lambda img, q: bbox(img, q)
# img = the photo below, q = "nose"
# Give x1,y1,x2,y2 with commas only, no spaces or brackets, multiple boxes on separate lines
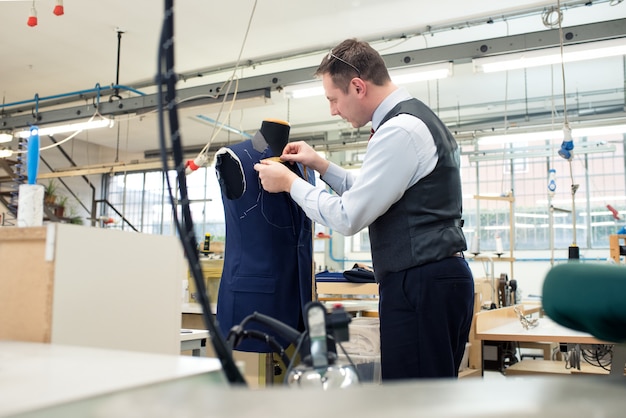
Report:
329,103,339,117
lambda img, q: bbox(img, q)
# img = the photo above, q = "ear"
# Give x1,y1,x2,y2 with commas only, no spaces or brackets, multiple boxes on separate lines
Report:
351,77,367,97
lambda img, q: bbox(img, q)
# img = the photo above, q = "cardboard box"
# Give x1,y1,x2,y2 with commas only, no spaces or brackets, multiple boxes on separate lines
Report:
0,224,185,355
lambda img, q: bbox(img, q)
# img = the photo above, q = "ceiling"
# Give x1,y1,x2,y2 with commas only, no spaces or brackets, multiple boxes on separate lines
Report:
1,0,626,168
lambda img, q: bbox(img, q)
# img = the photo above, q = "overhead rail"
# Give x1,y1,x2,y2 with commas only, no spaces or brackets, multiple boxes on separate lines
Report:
0,84,146,115
0,19,624,133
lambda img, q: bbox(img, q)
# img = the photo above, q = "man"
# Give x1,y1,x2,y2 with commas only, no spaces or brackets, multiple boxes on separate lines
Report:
254,38,474,381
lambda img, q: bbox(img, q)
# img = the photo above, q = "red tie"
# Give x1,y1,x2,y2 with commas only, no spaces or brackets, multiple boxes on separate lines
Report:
369,128,375,140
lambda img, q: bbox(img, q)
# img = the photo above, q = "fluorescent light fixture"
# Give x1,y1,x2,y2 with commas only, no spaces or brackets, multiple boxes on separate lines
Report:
283,62,453,99
478,124,626,145
390,62,453,84
16,117,115,139
0,149,13,158
473,37,626,73
0,133,13,143
283,82,324,100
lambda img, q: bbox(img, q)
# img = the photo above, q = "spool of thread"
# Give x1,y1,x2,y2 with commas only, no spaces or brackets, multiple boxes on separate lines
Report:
495,235,504,255
17,184,44,227
470,235,480,255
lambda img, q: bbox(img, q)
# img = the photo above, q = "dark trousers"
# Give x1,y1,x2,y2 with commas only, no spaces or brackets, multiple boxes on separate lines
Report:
378,256,474,381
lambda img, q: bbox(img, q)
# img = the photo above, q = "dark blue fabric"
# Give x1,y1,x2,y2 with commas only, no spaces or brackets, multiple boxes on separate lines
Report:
378,256,474,380
215,140,314,353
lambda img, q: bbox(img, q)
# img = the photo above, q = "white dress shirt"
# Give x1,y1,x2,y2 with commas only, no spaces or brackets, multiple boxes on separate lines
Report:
289,88,438,236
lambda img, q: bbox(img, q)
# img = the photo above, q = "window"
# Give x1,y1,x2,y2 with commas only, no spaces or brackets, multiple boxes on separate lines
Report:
106,166,225,245
105,133,625,254
461,132,626,252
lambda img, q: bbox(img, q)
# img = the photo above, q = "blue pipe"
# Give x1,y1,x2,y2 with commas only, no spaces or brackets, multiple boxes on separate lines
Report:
194,114,253,139
0,84,146,110
327,229,372,264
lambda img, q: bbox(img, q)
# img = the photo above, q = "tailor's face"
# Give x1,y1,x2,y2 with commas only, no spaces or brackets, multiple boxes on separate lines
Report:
321,73,368,129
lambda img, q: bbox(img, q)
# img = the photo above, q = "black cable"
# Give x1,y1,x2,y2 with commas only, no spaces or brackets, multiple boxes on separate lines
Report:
335,340,363,384
228,329,291,367
581,344,613,371
283,332,308,385
157,0,245,386
232,311,302,345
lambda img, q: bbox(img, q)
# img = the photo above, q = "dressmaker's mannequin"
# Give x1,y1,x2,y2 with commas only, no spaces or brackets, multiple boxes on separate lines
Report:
260,118,290,157
217,119,289,200
214,119,314,353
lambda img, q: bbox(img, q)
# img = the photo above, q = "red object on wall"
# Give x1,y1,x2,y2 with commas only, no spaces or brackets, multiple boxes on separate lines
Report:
53,0,64,16
27,7,37,27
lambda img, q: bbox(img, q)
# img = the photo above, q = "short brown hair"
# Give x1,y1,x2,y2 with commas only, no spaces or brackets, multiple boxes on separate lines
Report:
315,39,391,93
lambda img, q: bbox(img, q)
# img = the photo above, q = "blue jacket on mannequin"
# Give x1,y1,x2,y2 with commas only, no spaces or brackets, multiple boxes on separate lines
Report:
214,119,314,353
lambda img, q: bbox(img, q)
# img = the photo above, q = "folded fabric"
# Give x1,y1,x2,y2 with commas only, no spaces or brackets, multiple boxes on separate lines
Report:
343,263,375,283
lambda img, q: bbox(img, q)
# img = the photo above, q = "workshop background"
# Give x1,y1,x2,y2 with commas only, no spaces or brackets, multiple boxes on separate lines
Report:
1,0,626,307
2,2,626,414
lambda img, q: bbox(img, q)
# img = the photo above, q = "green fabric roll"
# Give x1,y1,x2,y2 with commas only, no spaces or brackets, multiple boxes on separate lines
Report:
542,262,626,343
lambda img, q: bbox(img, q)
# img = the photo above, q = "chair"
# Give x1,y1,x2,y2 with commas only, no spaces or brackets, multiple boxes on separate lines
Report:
542,262,626,378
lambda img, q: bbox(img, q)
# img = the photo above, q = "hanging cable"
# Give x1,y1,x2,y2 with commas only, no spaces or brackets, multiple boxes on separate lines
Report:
156,0,246,385
111,28,125,101
185,0,259,175
548,61,558,266
555,5,574,162
553,0,580,258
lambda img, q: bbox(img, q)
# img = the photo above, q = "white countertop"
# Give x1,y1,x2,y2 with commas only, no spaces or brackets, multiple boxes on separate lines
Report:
0,341,223,417
180,329,210,342
3,342,626,417
182,302,218,314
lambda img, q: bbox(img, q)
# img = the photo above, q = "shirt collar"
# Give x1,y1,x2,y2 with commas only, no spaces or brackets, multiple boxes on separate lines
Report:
371,87,412,131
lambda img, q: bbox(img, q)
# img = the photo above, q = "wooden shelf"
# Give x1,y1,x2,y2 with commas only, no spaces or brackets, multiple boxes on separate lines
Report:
474,194,515,203
472,256,516,263
505,360,617,376
473,193,515,282
609,234,626,264
459,368,482,378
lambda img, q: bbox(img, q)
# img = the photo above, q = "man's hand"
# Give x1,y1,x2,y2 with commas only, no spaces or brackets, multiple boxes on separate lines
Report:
281,141,329,175
254,160,298,193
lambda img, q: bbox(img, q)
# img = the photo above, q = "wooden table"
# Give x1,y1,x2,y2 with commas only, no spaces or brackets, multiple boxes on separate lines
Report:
475,305,605,345
505,359,611,376
315,272,378,300
474,305,611,375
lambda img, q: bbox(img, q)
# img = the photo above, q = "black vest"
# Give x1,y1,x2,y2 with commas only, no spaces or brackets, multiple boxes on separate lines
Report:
368,98,466,281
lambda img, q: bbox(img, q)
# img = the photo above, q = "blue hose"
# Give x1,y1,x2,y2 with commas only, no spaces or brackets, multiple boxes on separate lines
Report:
26,126,39,184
